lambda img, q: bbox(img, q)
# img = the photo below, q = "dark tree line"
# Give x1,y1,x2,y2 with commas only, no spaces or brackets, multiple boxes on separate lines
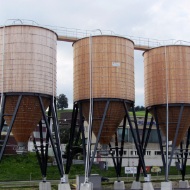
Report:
134,105,145,111
129,105,145,111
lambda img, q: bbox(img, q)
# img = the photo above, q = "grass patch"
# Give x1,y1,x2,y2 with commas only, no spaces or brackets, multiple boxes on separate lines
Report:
0,152,189,182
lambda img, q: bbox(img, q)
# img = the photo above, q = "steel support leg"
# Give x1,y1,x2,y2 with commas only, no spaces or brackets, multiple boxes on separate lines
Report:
0,94,6,138
136,110,153,181
89,100,110,174
39,120,46,180
168,104,184,169
0,95,22,161
115,132,120,180
124,102,147,177
181,127,190,180
78,102,86,164
118,115,127,178
38,96,63,177
33,137,43,173
65,103,79,174
33,113,51,181
153,106,166,169
50,98,64,178
109,143,117,174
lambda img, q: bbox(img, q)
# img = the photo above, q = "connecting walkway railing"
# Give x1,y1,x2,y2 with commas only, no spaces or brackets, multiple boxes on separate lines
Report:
2,19,190,51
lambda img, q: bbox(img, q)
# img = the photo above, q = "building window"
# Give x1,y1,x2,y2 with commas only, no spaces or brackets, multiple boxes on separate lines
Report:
146,151,151,156
155,151,161,155
131,151,137,155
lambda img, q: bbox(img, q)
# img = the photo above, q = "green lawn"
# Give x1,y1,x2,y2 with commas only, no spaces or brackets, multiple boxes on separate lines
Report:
129,111,146,117
0,153,189,182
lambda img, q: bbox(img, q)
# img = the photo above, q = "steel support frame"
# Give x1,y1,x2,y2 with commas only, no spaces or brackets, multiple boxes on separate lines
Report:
124,101,147,178
153,106,166,169
65,101,86,174
0,92,64,181
109,115,127,181
168,104,184,169
38,95,64,179
147,103,190,180
136,109,154,181
0,94,22,161
88,99,110,174
176,127,190,181
67,98,147,180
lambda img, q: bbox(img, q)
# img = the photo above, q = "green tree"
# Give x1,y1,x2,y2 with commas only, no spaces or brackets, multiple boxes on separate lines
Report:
57,94,68,110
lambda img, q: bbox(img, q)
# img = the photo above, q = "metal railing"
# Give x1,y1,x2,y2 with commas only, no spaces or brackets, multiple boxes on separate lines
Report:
2,19,190,49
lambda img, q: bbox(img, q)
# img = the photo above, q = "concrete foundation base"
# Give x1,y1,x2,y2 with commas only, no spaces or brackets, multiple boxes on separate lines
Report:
161,181,172,190
39,182,51,190
58,183,71,190
131,181,141,189
179,180,190,188
114,181,125,190
61,175,69,183
143,182,154,190
80,182,93,190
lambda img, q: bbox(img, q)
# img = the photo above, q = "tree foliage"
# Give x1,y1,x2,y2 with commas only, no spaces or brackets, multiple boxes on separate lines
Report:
56,94,68,110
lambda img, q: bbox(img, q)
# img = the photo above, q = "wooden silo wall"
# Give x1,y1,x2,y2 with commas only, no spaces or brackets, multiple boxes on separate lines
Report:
149,105,190,146
0,25,57,95
4,96,50,143
73,36,134,102
73,36,134,144
0,25,57,143
144,45,190,107
144,45,190,146
82,101,126,144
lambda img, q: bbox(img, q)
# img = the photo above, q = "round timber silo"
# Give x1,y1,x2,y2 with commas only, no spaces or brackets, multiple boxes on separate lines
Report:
73,35,134,145
0,25,57,147
144,45,190,146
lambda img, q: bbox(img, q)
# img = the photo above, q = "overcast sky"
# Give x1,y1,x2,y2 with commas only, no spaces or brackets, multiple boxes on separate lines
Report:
1,0,190,108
